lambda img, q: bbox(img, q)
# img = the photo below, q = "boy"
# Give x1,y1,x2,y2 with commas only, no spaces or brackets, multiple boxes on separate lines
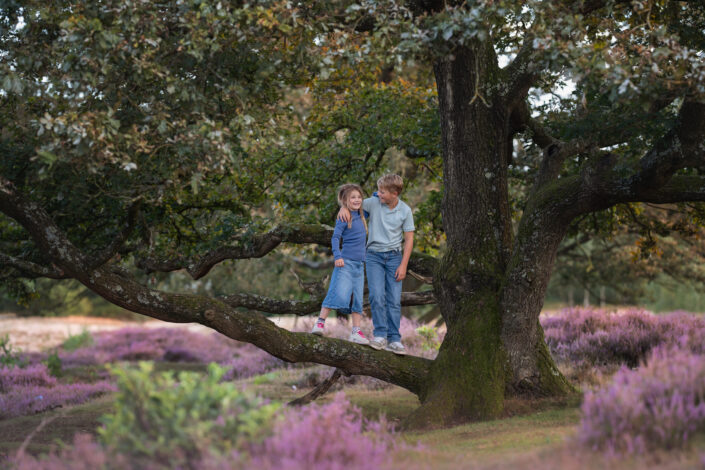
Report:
338,174,414,355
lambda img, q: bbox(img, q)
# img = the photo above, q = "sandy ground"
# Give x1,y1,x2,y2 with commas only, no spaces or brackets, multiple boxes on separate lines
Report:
0,313,307,352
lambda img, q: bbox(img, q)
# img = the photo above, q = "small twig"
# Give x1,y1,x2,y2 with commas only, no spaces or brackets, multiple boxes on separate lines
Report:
408,269,433,284
290,256,335,270
289,267,329,297
288,368,351,406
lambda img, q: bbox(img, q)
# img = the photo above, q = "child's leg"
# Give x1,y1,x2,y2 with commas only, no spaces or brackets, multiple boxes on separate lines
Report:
384,251,403,343
349,311,369,344
311,307,331,335
365,251,387,339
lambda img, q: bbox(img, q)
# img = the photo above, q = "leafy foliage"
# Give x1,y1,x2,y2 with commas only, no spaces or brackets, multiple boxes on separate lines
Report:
0,335,24,368
43,350,62,378
2,0,704,305
99,362,280,466
61,330,93,352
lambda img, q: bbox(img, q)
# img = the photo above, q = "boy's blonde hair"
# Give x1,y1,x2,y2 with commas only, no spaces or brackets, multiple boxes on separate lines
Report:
377,174,403,195
337,183,368,233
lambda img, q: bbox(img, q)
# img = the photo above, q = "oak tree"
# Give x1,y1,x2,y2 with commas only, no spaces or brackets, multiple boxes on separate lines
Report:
2,1,704,425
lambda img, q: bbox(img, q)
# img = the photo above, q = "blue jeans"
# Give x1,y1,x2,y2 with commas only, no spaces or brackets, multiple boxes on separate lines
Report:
365,250,403,342
322,259,364,314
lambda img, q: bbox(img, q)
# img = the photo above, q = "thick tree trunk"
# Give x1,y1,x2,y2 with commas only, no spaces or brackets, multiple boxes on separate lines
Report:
406,45,576,426
500,203,575,396
406,45,513,426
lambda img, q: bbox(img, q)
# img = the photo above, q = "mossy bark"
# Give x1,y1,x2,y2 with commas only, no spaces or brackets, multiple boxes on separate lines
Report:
406,288,505,427
500,191,579,396
409,45,514,425
404,43,576,426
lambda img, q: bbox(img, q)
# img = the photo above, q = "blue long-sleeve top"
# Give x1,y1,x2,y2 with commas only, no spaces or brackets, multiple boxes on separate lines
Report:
331,211,367,261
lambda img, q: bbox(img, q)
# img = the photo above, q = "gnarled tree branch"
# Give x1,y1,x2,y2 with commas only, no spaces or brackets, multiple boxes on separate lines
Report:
624,101,705,191
136,224,333,279
0,253,67,279
138,227,439,280
220,289,437,316
504,36,539,108
89,199,141,270
612,175,705,204
0,175,432,394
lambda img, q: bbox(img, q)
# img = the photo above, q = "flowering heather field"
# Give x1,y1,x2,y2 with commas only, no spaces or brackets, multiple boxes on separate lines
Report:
541,307,705,370
580,345,705,453
541,307,705,453
3,307,705,466
7,366,408,470
0,316,438,422
0,364,115,419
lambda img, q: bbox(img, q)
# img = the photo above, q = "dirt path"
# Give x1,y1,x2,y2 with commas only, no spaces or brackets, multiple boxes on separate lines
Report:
0,314,305,352
0,314,209,352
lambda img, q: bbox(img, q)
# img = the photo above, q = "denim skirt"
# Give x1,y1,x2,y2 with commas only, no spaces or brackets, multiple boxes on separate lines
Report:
321,259,364,314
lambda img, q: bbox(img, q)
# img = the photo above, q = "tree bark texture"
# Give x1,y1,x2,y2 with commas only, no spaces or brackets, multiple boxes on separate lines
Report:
406,45,516,426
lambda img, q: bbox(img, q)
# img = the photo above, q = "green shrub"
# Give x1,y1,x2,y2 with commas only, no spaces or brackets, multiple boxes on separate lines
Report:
62,329,94,351
44,349,63,377
252,371,279,385
99,362,280,466
415,325,441,351
0,335,24,368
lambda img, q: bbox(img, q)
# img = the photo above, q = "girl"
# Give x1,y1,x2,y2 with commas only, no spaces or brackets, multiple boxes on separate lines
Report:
311,184,370,345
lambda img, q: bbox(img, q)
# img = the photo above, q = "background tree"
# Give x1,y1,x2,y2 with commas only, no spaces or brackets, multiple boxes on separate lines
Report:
1,0,704,426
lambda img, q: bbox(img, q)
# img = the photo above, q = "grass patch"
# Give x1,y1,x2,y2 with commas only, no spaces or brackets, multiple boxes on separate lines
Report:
345,386,420,423
399,405,581,469
61,330,93,352
0,396,114,458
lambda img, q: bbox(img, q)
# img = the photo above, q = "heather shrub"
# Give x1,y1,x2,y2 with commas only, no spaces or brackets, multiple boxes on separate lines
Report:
222,344,287,380
9,392,407,470
579,346,705,453
98,362,280,467
8,433,129,470
0,364,57,392
59,327,241,367
251,393,401,470
0,381,116,419
541,307,705,369
0,362,114,419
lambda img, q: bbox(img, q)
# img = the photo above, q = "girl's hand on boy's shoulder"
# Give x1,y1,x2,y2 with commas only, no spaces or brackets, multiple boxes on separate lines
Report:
335,259,345,267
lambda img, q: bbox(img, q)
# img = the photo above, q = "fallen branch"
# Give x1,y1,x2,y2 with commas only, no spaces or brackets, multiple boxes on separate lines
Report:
288,368,351,406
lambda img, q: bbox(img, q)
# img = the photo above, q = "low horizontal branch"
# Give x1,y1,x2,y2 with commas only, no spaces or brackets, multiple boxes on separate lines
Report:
0,175,433,395
220,289,437,316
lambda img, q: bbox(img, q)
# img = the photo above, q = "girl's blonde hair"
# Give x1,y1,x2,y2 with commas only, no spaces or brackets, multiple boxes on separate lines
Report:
337,183,368,233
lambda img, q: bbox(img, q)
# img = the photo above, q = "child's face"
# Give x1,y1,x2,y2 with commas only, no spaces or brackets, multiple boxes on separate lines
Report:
346,191,363,211
377,186,398,205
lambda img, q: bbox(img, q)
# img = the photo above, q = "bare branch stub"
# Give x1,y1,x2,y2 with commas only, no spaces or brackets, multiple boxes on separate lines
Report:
288,368,351,406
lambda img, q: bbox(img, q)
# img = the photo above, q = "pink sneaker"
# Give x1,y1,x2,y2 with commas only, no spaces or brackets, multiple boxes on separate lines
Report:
348,329,370,345
311,320,325,336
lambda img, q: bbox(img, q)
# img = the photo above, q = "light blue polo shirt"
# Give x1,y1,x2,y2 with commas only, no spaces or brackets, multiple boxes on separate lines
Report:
363,193,415,252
